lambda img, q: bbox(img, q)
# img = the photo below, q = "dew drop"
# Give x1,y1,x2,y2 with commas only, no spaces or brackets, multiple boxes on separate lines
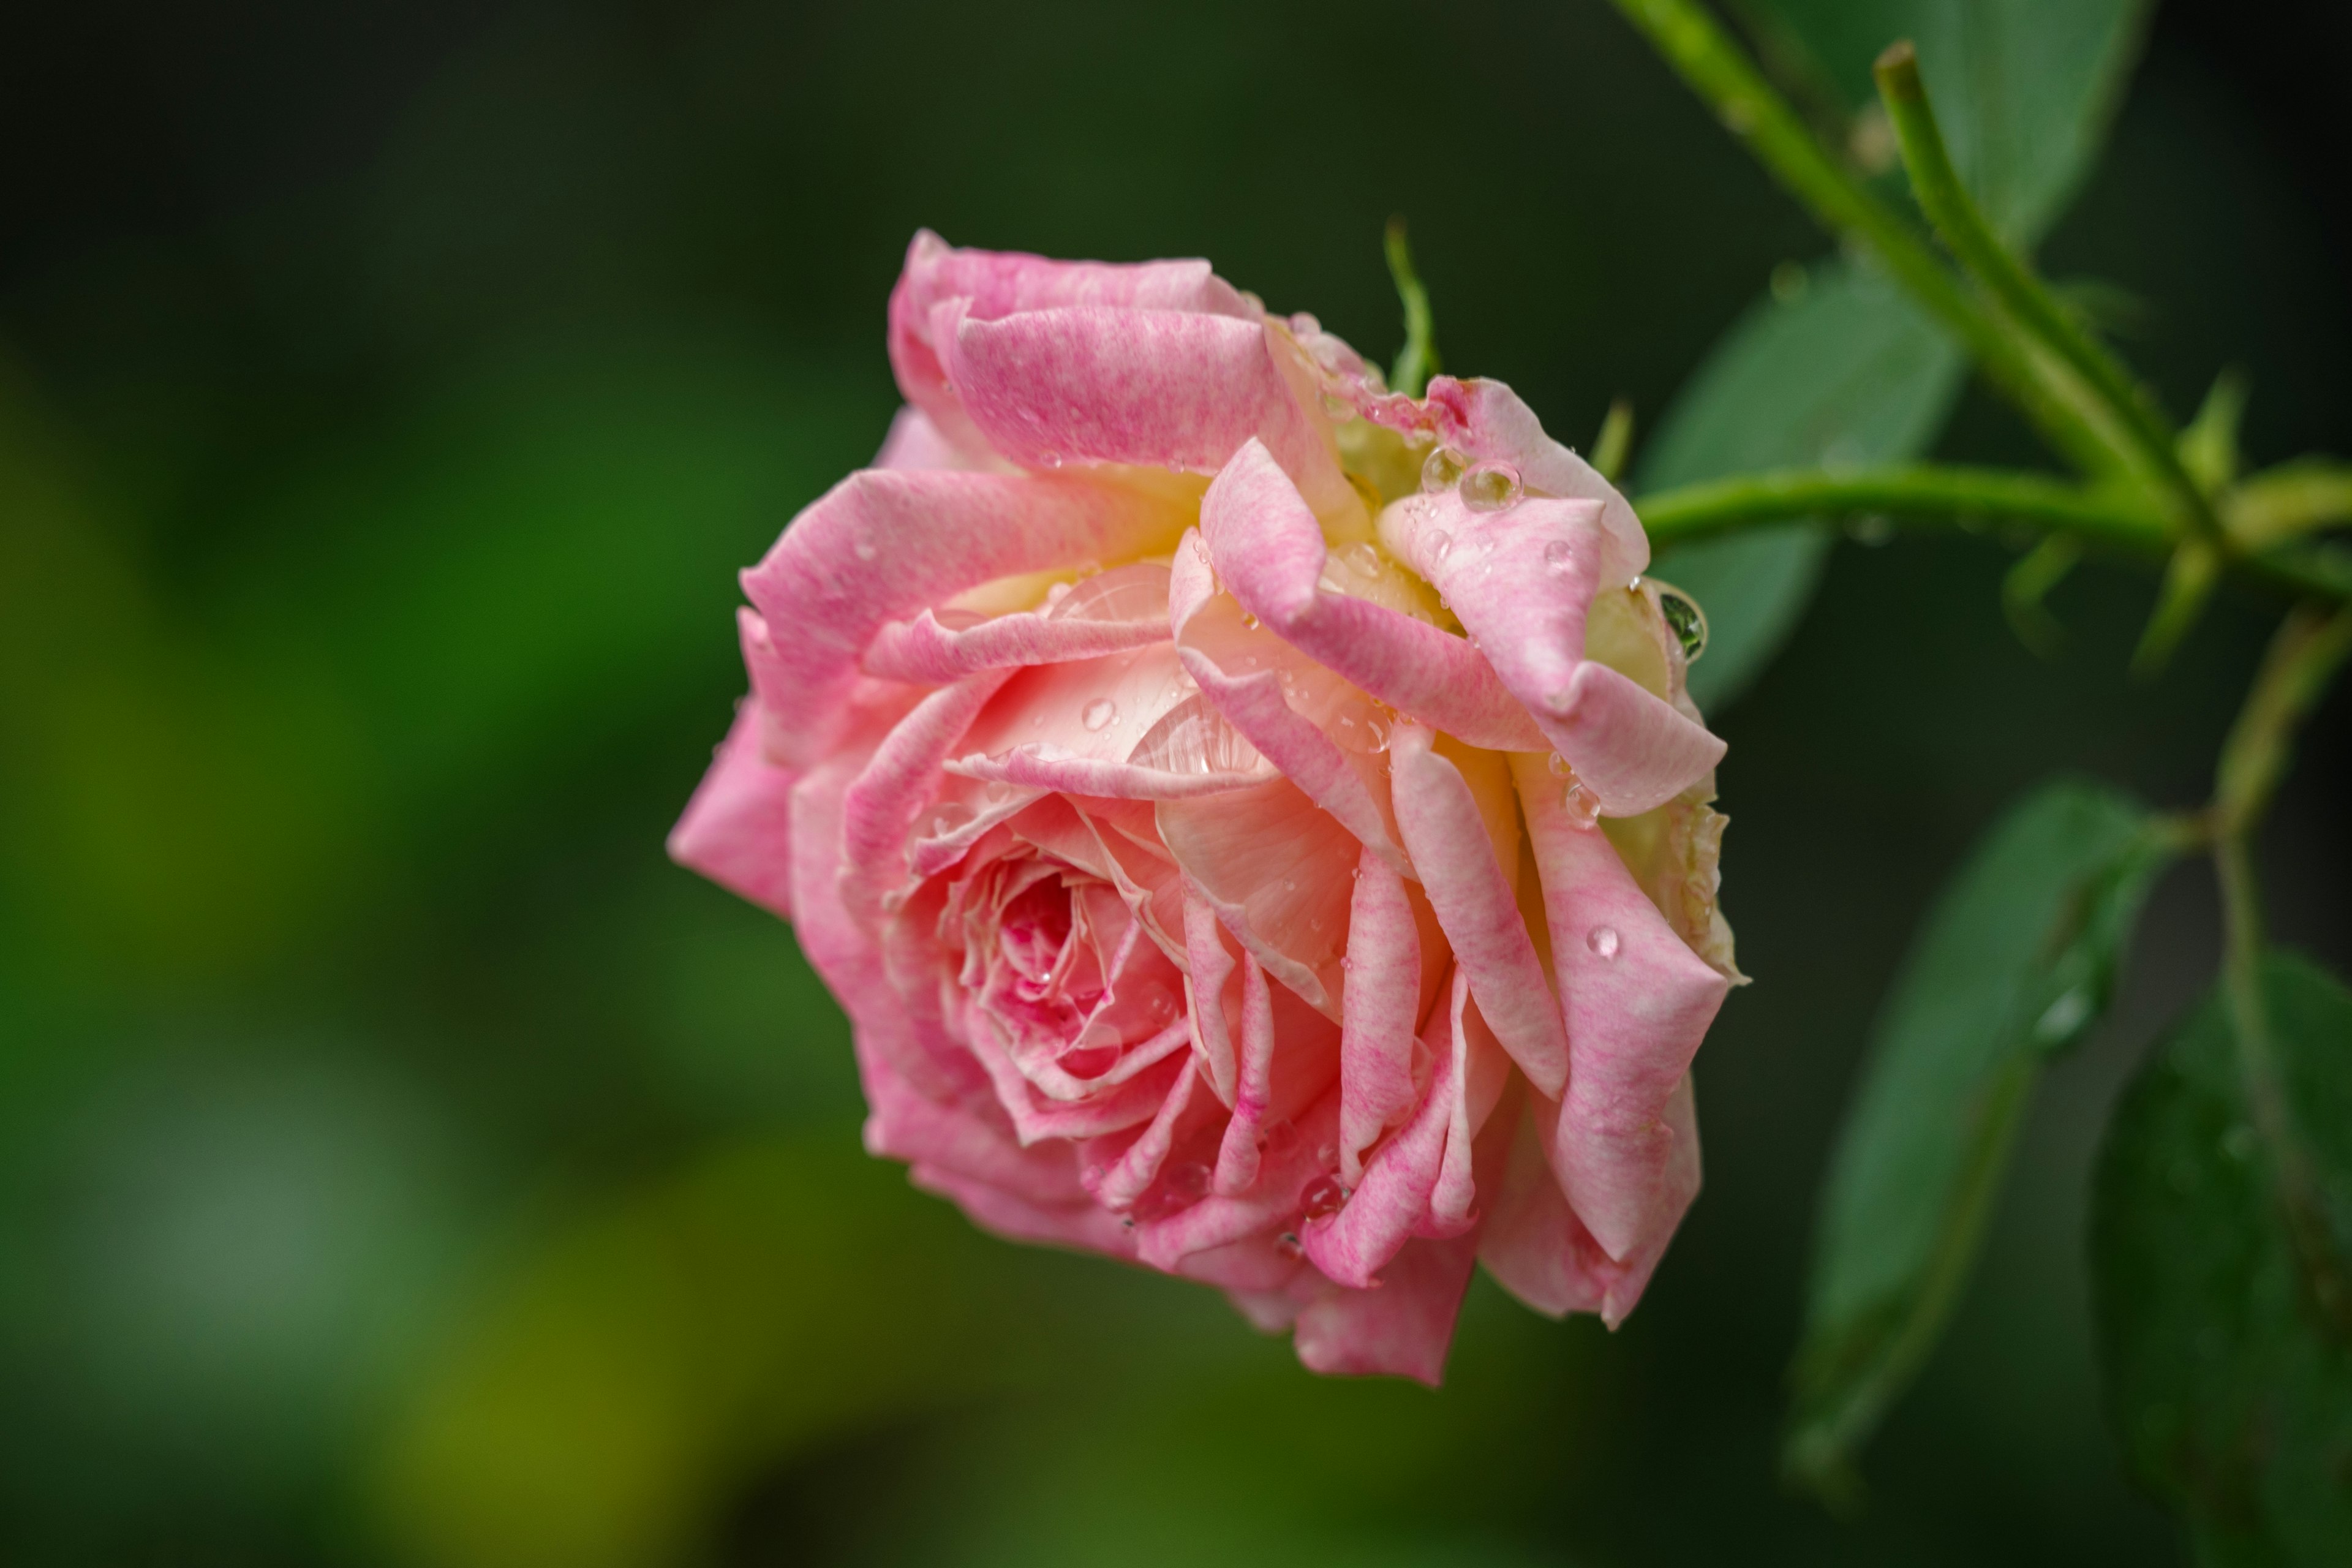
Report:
1300,1174,1347,1222
1082,698,1118,733
1656,585,1710,662
1164,1160,1212,1201
1544,538,1574,573
1425,530,1453,567
1274,1231,1305,1261
1420,445,1469,493
1547,752,1572,778
852,531,879,562
1587,925,1621,960
1561,777,1603,830
1242,611,1262,631
1458,461,1523,513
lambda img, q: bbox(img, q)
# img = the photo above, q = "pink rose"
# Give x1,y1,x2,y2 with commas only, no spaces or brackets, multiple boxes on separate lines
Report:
671,232,1741,1383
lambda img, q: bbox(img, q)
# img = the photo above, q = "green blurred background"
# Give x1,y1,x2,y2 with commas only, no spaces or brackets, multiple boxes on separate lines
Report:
2,1,2348,1562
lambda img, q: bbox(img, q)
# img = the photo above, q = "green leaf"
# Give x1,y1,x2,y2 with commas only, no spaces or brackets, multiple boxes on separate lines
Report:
1637,0,2152,715
2092,954,2352,1567
1752,0,2152,241
1784,778,2175,1500
1638,262,1966,714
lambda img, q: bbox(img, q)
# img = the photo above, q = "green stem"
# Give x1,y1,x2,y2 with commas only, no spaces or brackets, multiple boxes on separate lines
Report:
1636,465,2352,603
1873,45,2227,551
1604,0,2128,478
2211,607,2352,1335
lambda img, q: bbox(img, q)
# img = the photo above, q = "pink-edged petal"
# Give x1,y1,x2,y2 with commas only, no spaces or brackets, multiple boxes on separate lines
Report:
963,1012,1186,1147
873,404,1014,473
888,230,1257,451
1356,375,1650,589
1133,1088,1339,1270
862,562,1174,683
940,305,1354,518
1183,890,1240,1102
1212,954,1276,1195
1337,844,1423,1184
1306,965,1510,1288
1292,1231,1480,1387
1158,777,1358,1017
1168,530,1414,878
1515,754,1728,1261
741,469,1185,768
861,1060,1090,1212
1479,1076,1699,1327
1381,486,1723,818
1087,1056,1205,1212
668,699,797,919
837,669,1013,921
910,1163,1135,1256
1200,440,1545,752
1390,722,1567,1098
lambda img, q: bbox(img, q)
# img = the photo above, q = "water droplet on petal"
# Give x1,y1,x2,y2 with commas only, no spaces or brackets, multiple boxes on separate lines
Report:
1458,461,1523,513
1544,538,1574,574
852,530,878,562
1341,541,1382,579
1547,752,1571,778
1655,584,1710,662
1587,925,1621,959
1420,445,1469,493
1300,1174,1346,1222
1425,530,1453,567
1082,698,1118,733
1561,776,1603,830
1274,1231,1305,1261
1164,1160,1212,1201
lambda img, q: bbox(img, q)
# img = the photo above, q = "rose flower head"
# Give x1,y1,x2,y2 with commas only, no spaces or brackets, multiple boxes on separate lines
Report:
671,232,1742,1383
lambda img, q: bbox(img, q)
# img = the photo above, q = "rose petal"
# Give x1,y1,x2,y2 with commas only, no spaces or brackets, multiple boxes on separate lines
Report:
1337,843,1423,1185
668,699,797,919
1200,440,1546,752
1291,1232,1480,1387
1514,754,1729,1261
940,304,1354,519
742,468,1186,768
1390,722,1568,1098
1212,954,1277,1196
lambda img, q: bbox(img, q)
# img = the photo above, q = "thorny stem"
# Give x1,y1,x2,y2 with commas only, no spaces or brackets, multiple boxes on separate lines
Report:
1634,464,2352,605
1873,45,2230,554
2211,607,2352,1334
1604,0,2135,479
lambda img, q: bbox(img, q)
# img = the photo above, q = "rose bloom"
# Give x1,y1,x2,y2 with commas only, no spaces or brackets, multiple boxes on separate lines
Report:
671,233,1741,1383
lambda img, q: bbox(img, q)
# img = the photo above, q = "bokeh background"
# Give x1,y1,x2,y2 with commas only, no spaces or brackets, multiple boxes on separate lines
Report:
4,1,2349,1563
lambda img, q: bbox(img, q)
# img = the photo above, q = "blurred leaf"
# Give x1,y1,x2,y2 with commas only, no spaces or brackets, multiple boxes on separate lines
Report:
1785,778,2174,1499
1638,262,1966,713
372,1134,1041,1568
1638,0,2152,714
2091,954,2352,1567
1751,0,2151,242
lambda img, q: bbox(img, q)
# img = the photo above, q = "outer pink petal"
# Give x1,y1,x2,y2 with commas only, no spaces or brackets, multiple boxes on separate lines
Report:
1352,375,1649,590
741,469,1182,768
1390,723,1568,1098
1212,955,1276,1195
873,404,1012,473
940,304,1353,518
1304,977,1457,1289
1337,843,1423,1184
667,699,797,919
1478,1078,1699,1327
1200,440,1545,752
1133,1087,1340,1270
1381,487,1723,818
1168,530,1414,878
910,1163,1136,1256
888,230,1257,451
1516,755,1728,1261
1088,1056,1204,1212
861,564,1174,683
1292,1231,1480,1387
837,669,1013,922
